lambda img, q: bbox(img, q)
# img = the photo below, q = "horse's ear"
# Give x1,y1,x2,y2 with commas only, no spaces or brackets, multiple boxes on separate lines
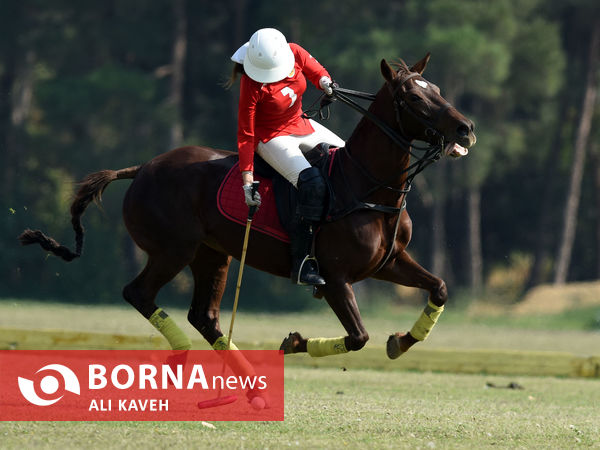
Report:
380,59,396,82
410,52,431,75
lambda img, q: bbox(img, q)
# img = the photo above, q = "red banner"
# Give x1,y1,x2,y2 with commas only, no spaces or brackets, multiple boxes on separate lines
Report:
0,350,284,421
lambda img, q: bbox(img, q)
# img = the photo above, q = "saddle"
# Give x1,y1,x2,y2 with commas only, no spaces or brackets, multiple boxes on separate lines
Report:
217,144,340,243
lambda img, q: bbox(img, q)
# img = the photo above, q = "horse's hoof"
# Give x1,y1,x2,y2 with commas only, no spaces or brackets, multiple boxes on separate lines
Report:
279,332,303,354
386,332,407,359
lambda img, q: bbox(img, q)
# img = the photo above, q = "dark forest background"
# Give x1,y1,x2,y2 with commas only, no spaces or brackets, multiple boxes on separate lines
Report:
2,0,599,311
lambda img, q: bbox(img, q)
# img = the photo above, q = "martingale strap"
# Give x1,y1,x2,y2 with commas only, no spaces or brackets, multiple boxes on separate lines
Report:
326,149,407,274
328,146,410,217
373,206,404,274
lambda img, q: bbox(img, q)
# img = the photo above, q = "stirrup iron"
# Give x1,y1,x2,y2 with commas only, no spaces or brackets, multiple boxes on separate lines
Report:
293,255,325,286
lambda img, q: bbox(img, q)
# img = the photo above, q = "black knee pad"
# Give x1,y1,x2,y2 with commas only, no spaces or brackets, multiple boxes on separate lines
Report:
296,167,326,221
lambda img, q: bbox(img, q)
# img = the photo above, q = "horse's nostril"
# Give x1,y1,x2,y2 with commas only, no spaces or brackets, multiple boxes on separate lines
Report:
457,124,470,137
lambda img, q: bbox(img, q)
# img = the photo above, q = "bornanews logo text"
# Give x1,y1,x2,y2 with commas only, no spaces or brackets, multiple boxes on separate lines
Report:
0,350,284,421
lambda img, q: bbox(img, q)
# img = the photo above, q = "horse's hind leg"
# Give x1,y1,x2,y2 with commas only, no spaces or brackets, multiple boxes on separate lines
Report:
187,244,232,347
280,281,369,357
123,252,193,350
373,250,447,358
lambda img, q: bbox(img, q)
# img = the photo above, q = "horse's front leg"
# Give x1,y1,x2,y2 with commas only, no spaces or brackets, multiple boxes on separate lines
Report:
373,250,447,359
280,281,369,356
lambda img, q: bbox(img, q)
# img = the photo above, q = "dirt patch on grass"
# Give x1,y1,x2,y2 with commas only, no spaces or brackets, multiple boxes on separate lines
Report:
514,281,600,315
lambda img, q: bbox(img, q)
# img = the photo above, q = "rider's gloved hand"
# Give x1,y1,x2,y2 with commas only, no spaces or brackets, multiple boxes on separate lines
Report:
243,183,261,208
319,76,334,96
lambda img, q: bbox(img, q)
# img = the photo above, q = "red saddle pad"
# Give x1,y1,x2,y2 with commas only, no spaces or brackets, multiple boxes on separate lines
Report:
217,163,290,243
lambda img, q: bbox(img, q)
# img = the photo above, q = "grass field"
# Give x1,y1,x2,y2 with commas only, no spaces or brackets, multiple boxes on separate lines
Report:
1,299,599,448
1,299,600,354
1,368,598,449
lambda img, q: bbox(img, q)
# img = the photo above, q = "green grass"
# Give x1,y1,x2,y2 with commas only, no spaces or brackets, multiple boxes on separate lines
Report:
2,299,599,355
1,367,598,449
478,305,600,331
1,299,599,448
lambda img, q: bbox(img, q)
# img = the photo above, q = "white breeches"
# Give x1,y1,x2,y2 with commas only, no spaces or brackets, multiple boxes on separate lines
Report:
256,119,345,187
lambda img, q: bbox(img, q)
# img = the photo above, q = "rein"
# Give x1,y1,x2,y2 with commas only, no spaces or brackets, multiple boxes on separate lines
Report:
321,76,445,211
332,82,444,189
305,77,445,198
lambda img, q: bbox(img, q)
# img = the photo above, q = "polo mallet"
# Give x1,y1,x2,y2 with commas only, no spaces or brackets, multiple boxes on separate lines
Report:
227,180,260,348
197,181,260,410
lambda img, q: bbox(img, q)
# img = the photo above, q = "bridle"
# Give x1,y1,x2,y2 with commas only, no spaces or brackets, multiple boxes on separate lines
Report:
325,70,450,199
388,72,452,148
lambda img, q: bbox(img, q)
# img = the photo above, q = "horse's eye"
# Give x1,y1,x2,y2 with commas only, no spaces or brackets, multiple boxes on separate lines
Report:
410,94,421,102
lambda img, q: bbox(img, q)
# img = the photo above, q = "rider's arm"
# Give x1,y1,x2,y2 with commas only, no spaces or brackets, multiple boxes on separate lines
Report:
291,43,331,90
237,75,260,183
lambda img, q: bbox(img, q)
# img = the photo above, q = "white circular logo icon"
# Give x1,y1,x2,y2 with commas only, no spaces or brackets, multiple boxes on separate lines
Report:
18,364,81,406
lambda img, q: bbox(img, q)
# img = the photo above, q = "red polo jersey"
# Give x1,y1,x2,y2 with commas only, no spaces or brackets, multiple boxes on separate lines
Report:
237,43,331,172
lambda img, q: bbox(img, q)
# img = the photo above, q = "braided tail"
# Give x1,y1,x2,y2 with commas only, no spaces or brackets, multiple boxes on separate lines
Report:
18,165,140,261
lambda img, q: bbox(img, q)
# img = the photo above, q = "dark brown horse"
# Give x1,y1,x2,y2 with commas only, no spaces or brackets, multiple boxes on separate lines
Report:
20,54,476,359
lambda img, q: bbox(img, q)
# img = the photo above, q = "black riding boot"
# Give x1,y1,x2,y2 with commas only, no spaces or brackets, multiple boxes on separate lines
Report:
291,167,326,286
291,218,325,285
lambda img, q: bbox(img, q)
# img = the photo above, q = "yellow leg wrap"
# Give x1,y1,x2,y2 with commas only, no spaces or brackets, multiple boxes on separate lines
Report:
212,335,239,350
212,336,255,378
409,299,444,341
307,337,348,357
149,308,192,350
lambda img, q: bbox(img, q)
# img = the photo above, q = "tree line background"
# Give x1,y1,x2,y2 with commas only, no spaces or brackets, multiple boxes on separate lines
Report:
1,0,599,311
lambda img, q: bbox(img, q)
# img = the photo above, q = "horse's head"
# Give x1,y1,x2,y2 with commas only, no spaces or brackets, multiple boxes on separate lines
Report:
380,54,476,156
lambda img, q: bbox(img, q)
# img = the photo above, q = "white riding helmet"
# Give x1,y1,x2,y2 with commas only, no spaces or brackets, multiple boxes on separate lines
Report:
243,28,295,83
